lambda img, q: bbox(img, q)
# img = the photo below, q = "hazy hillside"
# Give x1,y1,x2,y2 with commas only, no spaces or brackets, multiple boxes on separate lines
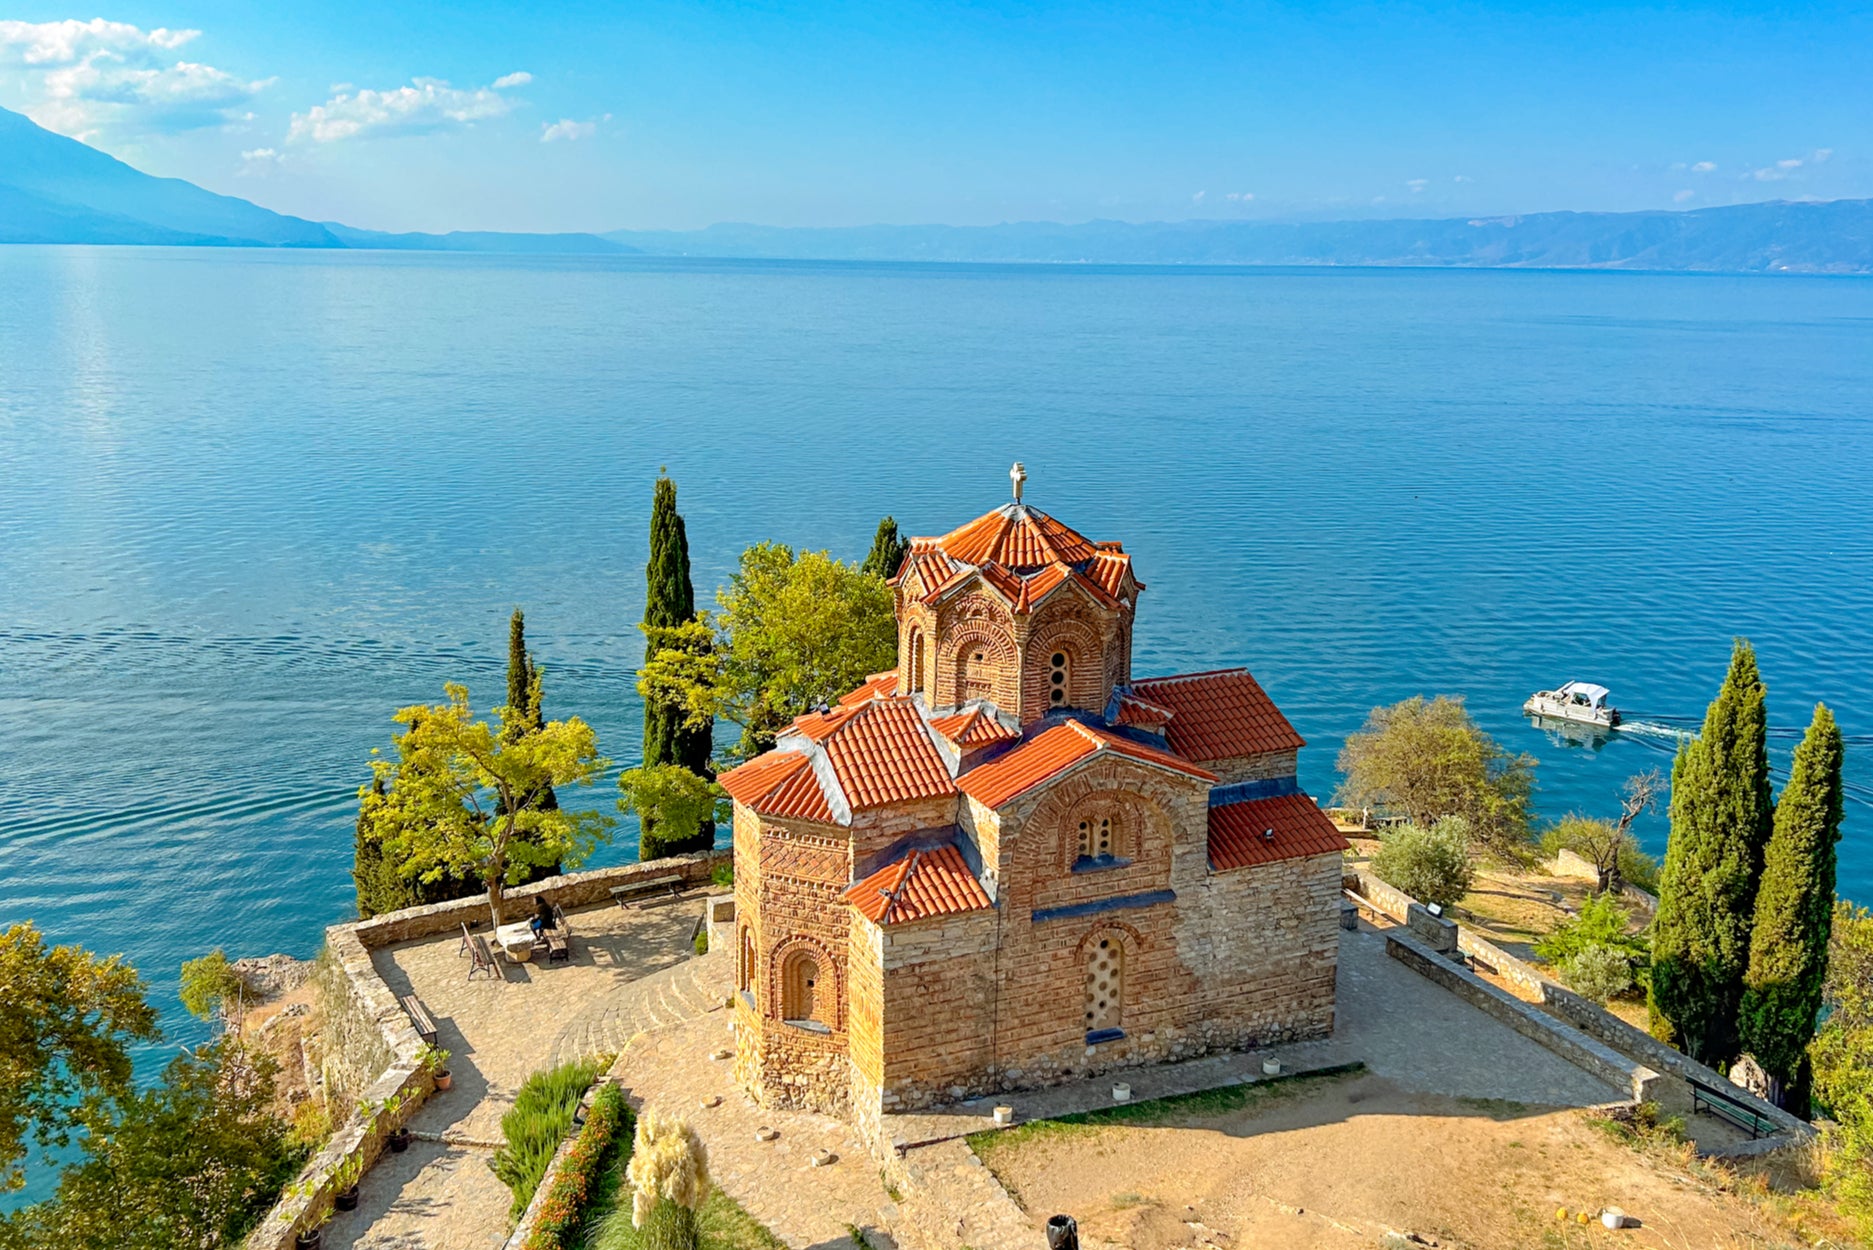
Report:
609,202,1873,273
0,108,626,253
5,105,1869,271
0,106,337,247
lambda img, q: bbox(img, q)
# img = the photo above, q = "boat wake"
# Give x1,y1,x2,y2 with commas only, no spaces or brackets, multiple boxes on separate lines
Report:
1617,720,1697,743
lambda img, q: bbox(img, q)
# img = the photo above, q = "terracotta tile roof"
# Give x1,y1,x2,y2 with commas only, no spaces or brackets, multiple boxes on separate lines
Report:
843,843,992,925
929,706,1021,748
1129,669,1306,761
958,720,1216,809
718,751,835,823
933,503,1100,571
1087,547,1141,598
776,698,955,815
1208,792,1351,871
1114,692,1175,730
838,671,900,707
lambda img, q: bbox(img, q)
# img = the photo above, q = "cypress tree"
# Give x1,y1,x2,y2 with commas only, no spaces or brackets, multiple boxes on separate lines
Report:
503,608,561,881
351,773,393,918
1740,703,1844,1111
860,516,909,581
641,474,714,858
1649,639,1775,1065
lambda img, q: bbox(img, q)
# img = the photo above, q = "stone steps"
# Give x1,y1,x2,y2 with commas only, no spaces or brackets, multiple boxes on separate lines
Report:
546,950,731,1068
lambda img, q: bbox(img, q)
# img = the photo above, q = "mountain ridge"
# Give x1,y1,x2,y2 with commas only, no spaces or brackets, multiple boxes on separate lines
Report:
4,105,1870,272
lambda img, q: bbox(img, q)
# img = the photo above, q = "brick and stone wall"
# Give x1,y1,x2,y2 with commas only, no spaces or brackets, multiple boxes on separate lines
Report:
1203,748,1300,786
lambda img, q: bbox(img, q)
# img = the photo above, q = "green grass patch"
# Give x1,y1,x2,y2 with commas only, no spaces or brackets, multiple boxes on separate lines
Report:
491,1056,607,1221
585,1188,785,1250
966,1063,1366,1165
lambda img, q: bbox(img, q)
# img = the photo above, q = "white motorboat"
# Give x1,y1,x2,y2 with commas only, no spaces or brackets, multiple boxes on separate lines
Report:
1524,681,1620,729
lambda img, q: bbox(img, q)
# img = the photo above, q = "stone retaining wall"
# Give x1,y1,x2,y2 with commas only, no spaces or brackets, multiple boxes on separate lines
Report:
1539,982,1812,1140
1346,869,1550,997
500,1072,616,1250
244,851,726,1249
1384,930,1661,1105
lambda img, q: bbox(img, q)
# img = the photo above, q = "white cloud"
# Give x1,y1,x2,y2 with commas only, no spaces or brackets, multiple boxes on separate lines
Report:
0,18,266,138
1750,157,1806,182
541,116,600,142
1223,190,1253,202
1778,157,1803,169
237,146,283,176
1192,190,1207,203
1453,174,1472,183
1691,160,1716,173
492,71,532,89
1813,148,1833,163
1673,189,1695,203
288,73,529,143
1405,178,1428,192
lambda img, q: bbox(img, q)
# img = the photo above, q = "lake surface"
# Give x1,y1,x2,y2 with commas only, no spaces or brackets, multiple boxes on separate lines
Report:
3,247,1871,1068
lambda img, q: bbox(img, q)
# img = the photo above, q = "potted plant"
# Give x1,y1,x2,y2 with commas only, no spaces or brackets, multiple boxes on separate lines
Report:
293,1204,331,1250
333,1153,364,1211
418,1043,453,1092
371,1093,413,1153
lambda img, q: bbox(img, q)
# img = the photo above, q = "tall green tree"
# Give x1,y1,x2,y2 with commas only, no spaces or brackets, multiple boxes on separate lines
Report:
364,683,614,925
639,474,715,858
505,608,563,879
1334,695,1536,857
1740,703,1844,1111
0,924,162,1194
1649,639,1774,1065
860,515,909,580
619,765,731,862
639,542,898,761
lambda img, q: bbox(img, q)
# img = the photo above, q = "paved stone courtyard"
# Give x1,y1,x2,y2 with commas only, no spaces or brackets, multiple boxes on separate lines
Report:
323,893,709,1250
323,905,1623,1250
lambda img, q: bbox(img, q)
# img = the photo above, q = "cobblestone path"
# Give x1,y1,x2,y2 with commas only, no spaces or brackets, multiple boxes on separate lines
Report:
547,945,732,1066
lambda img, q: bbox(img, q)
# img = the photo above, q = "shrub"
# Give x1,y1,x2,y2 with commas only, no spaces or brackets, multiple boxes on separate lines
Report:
627,1110,711,1250
492,1057,604,1220
710,861,734,889
1535,892,1649,968
1562,943,1636,1004
1370,818,1475,909
693,928,709,956
522,1082,629,1250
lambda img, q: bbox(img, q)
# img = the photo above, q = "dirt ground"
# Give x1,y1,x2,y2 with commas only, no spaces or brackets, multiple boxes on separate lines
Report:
973,1071,1816,1250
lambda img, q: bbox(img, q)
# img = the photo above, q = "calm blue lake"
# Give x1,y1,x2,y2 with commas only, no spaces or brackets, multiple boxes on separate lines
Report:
2,246,1870,1071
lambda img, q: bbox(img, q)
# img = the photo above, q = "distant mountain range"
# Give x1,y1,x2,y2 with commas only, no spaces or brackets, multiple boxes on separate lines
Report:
5,105,1871,273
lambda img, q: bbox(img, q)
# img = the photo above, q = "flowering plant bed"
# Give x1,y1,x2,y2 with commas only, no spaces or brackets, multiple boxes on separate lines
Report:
523,1082,630,1250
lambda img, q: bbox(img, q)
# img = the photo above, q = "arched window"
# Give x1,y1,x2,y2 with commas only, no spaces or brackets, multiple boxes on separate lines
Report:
1048,650,1070,707
781,949,821,1023
1085,937,1123,1034
738,927,754,992
1076,814,1114,860
907,627,926,694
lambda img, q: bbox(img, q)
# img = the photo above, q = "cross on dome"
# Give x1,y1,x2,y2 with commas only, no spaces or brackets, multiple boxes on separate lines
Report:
1010,461,1026,501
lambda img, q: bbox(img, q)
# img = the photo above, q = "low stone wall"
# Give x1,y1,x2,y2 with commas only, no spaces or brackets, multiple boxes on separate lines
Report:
1539,982,1812,1140
1385,930,1661,1105
354,851,729,946
244,851,726,1248
1346,869,1551,997
244,924,433,1249
500,1072,617,1250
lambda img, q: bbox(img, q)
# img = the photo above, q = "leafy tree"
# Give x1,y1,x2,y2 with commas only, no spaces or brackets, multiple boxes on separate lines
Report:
620,765,731,862
1811,902,1873,1239
639,475,714,858
6,1038,300,1250
1370,818,1475,909
1541,769,1664,895
505,608,565,881
1740,703,1844,1111
0,922,160,1193
1335,695,1536,856
860,516,909,580
364,683,614,926
639,543,897,761
178,949,245,1027
1649,639,1774,1065
352,769,480,918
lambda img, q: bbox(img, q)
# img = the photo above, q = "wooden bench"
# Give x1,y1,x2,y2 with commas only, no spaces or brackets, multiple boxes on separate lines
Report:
610,874,685,908
544,926,570,963
1690,1079,1778,1139
466,933,500,982
400,994,438,1045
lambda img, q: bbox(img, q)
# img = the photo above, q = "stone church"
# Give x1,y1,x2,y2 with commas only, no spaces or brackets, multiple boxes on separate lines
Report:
720,466,1348,1140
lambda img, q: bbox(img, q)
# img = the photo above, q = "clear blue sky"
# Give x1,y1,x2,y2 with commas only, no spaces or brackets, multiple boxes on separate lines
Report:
2,1,1868,233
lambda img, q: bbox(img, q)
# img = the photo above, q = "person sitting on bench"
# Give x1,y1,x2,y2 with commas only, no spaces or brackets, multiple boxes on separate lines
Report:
529,895,556,937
